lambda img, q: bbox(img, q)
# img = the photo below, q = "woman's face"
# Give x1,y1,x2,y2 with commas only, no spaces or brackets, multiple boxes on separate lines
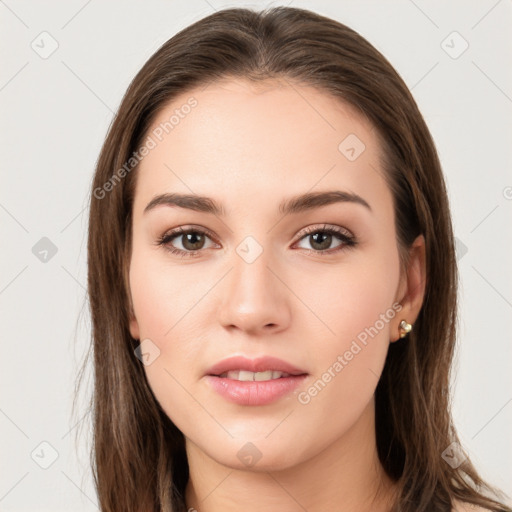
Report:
128,78,421,471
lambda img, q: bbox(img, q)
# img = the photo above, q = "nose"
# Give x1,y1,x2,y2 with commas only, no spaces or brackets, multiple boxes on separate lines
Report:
217,247,291,336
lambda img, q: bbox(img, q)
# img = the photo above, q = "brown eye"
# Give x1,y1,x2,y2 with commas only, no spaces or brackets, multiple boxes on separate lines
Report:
307,232,334,251
157,227,217,257
180,231,206,251
295,225,357,255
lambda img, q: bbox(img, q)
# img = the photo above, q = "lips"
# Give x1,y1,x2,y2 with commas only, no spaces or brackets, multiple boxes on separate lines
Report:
205,355,308,377
204,355,309,406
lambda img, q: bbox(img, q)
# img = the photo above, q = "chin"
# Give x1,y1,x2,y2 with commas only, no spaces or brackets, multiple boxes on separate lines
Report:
218,449,300,473
203,434,310,473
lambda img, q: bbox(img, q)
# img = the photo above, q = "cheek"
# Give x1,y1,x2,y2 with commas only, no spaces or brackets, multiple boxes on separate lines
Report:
298,247,400,397
303,249,400,348
129,242,205,341
129,247,208,429
290,254,400,450
128,240,214,367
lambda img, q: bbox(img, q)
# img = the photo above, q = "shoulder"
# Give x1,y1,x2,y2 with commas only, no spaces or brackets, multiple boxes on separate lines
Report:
452,499,492,512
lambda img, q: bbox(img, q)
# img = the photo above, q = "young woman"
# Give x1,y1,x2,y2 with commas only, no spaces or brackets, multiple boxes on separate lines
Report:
82,6,512,512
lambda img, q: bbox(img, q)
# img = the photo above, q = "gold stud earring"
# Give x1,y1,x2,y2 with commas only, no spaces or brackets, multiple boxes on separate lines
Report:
399,320,413,338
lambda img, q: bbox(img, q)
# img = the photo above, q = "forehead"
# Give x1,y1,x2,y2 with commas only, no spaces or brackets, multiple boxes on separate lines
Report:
133,78,390,217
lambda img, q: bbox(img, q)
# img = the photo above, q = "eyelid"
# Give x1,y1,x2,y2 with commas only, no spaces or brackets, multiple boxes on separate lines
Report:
294,223,354,241
160,224,219,243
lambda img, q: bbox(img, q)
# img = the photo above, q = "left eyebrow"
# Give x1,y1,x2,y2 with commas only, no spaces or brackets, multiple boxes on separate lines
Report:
143,190,372,217
278,190,372,215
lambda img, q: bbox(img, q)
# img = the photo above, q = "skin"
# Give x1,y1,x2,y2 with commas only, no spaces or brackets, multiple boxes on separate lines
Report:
128,78,426,512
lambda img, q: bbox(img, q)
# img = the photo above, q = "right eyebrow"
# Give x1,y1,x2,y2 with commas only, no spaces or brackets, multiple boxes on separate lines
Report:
144,193,225,216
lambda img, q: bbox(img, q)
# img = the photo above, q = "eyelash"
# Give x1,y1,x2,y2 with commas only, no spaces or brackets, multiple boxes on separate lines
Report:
156,224,357,258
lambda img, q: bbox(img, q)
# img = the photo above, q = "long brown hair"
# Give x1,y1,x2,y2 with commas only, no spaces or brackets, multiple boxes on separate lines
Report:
77,6,512,512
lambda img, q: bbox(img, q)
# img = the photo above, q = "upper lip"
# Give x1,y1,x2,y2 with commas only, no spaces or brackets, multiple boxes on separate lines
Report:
206,355,308,377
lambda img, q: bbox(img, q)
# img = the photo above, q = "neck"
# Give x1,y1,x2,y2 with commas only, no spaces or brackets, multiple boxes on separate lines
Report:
184,397,397,512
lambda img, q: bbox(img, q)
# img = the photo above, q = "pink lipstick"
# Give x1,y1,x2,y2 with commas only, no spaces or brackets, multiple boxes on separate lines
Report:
204,355,308,406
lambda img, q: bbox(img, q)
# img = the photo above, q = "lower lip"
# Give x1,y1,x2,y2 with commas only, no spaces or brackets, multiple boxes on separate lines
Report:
205,374,308,406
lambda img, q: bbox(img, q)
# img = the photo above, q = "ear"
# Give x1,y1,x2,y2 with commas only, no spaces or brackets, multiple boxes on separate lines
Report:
391,234,427,342
126,283,140,340
129,309,140,340
124,258,140,340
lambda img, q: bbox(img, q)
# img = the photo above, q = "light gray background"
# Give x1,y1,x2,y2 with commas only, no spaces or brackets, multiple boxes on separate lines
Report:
1,1,511,510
